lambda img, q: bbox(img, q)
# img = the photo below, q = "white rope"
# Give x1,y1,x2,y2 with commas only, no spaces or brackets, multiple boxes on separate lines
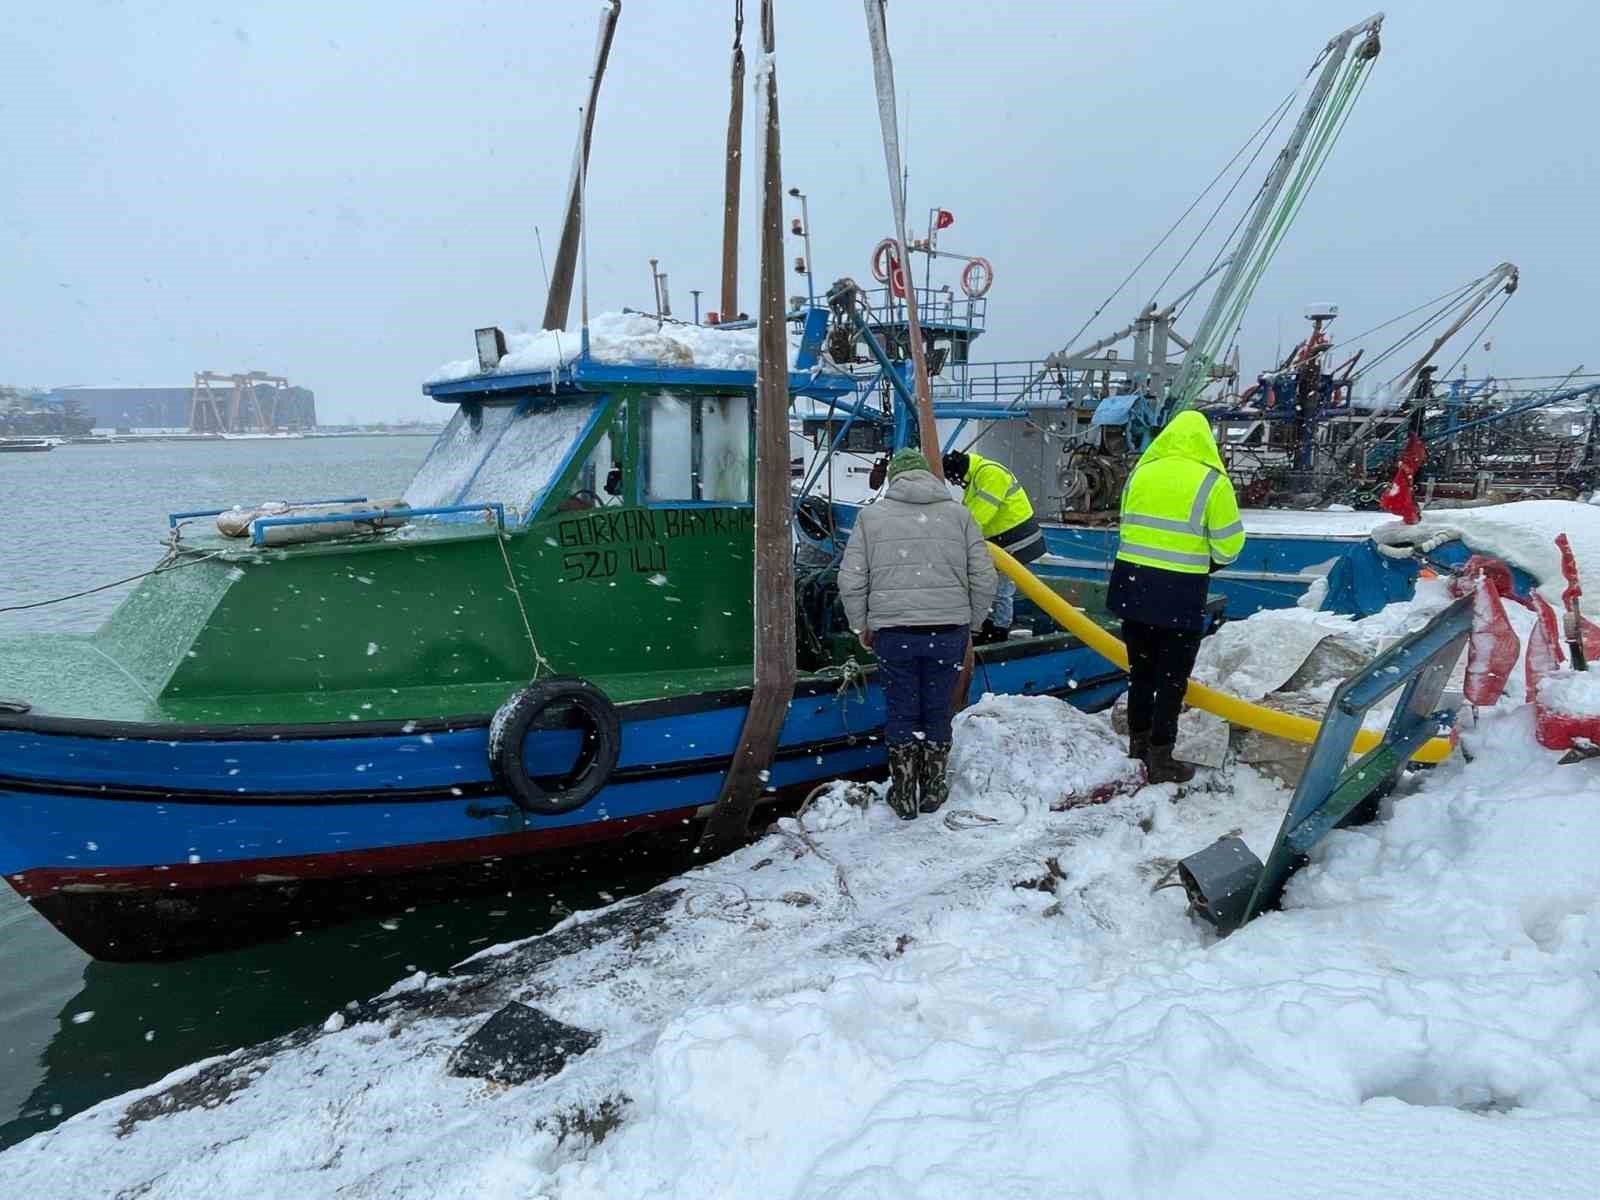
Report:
494,529,551,678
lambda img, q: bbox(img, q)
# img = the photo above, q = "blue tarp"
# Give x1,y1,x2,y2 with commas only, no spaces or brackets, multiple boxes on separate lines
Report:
1319,542,1419,618
1090,394,1140,427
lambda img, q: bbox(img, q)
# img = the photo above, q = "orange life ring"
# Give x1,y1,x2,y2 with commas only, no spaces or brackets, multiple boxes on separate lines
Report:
960,257,993,299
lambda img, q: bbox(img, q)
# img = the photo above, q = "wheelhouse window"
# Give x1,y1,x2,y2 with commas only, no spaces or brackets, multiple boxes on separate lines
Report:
403,402,515,510
643,391,751,504
558,401,627,511
462,397,601,520
402,396,602,522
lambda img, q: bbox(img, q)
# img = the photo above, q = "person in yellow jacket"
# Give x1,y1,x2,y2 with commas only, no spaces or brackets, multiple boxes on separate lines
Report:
941,449,1044,642
1106,411,1245,784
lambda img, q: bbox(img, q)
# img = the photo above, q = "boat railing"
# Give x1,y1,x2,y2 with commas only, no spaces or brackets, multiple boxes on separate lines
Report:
925,360,1097,416
168,497,371,528
858,285,987,336
247,502,507,546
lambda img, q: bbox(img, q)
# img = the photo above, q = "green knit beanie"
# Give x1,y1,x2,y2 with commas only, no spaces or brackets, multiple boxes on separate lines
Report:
886,448,930,479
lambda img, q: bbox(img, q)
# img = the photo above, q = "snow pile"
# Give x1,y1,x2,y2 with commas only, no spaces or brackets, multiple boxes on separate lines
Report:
6,703,1600,1198
948,693,1142,807
1538,669,1600,718
1413,500,1600,604
429,312,762,382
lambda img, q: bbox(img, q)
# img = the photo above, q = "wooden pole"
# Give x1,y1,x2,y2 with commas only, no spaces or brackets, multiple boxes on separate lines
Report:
700,0,795,854
862,0,942,478
541,1,621,333
720,0,745,320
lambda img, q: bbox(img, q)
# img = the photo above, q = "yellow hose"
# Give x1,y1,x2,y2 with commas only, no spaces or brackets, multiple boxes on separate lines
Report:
989,544,1453,764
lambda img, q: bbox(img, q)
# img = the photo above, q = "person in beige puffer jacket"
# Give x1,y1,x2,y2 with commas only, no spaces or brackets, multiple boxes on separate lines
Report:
838,449,997,819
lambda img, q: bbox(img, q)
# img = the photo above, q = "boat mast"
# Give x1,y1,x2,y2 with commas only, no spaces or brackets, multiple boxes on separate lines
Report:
863,0,943,476
541,1,621,332
720,0,745,320
1166,12,1384,420
701,0,797,852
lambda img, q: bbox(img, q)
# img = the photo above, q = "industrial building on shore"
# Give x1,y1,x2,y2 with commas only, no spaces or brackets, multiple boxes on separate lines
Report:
45,373,316,433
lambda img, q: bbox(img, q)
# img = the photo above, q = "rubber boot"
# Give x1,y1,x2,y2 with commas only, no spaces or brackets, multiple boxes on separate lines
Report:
1127,729,1151,763
886,743,921,820
1145,743,1196,785
917,741,952,814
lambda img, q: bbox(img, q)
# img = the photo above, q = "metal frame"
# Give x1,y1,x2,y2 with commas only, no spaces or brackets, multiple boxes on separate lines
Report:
1242,593,1471,922
168,497,369,528
248,503,506,547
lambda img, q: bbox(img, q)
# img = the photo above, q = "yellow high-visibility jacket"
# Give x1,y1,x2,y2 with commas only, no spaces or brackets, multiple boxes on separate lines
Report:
1115,412,1245,574
962,453,1032,536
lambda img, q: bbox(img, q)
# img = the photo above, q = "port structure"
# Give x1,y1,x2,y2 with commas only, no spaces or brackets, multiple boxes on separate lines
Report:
188,371,303,434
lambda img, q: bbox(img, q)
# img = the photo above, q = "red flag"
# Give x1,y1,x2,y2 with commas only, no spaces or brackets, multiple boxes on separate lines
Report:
1378,434,1426,525
935,209,954,230
1378,471,1418,524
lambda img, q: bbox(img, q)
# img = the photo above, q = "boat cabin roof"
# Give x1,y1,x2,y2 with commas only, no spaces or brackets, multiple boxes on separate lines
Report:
421,357,856,404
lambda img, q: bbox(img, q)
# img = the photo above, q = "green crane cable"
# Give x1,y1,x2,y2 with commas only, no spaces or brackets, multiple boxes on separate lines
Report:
1172,53,1375,412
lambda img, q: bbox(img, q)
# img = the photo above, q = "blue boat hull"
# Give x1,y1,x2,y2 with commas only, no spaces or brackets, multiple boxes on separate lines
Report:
0,637,1123,960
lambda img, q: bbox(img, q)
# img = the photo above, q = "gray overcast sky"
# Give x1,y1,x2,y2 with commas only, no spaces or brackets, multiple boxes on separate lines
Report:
3,0,1594,421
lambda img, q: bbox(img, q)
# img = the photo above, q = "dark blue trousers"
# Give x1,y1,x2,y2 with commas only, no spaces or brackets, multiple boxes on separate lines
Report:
875,625,968,745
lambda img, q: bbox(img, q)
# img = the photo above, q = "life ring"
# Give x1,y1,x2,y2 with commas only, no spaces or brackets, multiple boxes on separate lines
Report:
870,238,898,283
870,239,909,297
960,257,994,298
488,677,620,815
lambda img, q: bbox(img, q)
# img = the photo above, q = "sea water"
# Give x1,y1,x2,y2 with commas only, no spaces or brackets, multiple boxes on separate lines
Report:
0,436,674,1146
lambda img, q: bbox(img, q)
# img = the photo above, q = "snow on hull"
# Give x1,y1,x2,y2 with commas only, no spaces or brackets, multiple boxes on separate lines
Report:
1416,500,1600,603
429,312,762,382
5,700,1600,1198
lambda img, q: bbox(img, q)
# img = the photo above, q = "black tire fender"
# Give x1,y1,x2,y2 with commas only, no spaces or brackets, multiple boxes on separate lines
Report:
488,677,620,815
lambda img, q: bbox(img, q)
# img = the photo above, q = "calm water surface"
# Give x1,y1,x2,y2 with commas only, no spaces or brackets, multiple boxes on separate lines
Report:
0,437,673,1148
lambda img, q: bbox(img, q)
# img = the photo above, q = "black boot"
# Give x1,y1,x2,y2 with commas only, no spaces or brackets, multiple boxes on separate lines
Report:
917,741,951,814
1127,729,1151,762
886,743,921,819
1145,743,1196,785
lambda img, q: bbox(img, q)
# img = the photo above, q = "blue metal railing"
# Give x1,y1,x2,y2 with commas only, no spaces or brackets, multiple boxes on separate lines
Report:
859,285,987,337
168,497,370,528
248,503,506,547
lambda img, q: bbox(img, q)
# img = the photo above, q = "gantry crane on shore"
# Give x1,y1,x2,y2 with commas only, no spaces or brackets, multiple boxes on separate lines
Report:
187,371,300,433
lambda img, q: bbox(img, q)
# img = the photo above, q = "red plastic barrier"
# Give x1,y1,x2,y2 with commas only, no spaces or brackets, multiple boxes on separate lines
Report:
1461,576,1519,707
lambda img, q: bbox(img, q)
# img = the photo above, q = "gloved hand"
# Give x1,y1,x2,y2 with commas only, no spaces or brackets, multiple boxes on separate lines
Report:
867,457,888,491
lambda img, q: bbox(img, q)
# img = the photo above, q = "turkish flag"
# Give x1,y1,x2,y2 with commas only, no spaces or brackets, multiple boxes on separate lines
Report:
935,209,955,230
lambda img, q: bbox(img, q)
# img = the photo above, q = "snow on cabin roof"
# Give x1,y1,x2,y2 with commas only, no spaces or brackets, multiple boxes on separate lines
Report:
428,312,766,384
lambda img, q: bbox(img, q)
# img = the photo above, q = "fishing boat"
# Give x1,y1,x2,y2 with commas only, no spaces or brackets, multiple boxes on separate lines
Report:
0,316,1133,962
795,13,1569,622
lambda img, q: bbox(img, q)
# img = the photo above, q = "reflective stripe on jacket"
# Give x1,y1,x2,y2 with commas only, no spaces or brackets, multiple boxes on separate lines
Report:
961,452,1041,547
1115,412,1245,575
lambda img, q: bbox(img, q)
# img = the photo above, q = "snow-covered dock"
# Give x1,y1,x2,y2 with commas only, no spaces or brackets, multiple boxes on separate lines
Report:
6,633,1600,1197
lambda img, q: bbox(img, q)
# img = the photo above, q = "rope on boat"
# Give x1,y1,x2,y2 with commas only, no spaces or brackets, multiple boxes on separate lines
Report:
493,528,551,679
0,544,223,614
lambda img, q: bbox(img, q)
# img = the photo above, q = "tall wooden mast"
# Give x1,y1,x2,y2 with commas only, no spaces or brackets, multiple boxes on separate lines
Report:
541,1,622,333
701,0,796,853
719,0,746,320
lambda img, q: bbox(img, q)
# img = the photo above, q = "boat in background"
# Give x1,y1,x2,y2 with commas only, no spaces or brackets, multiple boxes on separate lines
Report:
0,438,54,453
